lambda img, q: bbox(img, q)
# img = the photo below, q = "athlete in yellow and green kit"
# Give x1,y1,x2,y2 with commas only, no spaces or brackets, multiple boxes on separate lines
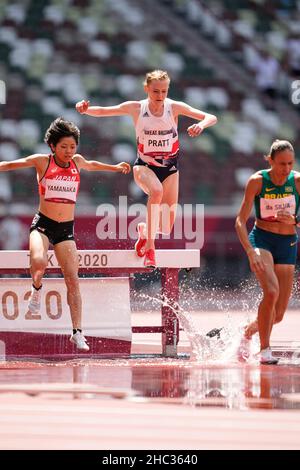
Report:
235,140,300,364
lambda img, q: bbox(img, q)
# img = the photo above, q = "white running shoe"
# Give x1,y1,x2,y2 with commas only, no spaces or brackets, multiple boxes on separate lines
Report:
28,285,41,314
259,347,278,365
70,331,90,351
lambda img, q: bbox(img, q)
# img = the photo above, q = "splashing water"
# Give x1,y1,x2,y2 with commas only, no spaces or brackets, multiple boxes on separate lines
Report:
137,291,260,364
179,275,262,314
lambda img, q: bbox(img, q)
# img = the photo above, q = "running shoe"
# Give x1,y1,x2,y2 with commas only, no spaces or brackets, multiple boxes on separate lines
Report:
259,347,279,365
28,285,41,314
70,331,90,351
144,249,156,268
135,222,146,257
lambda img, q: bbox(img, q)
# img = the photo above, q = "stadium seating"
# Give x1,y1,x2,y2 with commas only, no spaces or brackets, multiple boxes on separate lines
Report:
0,0,299,209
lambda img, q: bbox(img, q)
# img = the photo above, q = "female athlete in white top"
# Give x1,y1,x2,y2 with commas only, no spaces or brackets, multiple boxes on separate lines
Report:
76,70,217,267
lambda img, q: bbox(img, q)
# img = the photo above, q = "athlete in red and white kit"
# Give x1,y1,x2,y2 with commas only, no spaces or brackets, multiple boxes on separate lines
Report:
76,70,217,268
0,117,130,351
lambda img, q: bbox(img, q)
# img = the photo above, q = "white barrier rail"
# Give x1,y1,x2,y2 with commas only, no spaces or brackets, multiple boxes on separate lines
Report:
0,250,200,357
0,249,200,270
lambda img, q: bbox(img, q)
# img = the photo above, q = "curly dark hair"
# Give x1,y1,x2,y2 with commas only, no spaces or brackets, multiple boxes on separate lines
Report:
44,117,80,147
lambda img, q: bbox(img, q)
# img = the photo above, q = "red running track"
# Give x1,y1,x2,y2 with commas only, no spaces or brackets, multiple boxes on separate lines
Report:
0,310,299,450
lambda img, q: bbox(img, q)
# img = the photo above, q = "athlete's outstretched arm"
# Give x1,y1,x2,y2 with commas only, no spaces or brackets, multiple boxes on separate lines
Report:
75,100,139,118
75,155,131,174
173,101,217,137
0,154,45,172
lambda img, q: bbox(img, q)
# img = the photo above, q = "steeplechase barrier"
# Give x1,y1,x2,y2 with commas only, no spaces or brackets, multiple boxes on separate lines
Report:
0,250,200,359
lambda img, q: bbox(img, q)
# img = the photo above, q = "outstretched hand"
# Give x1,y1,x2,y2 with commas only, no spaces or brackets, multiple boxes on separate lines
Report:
187,123,204,138
75,100,90,114
116,162,131,174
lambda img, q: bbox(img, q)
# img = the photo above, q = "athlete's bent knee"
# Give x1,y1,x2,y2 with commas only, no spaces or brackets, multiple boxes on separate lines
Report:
149,187,163,203
64,274,79,291
264,286,279,304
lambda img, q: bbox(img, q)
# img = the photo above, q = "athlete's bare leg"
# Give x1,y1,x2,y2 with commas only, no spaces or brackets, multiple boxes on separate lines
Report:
158,172,179,234
29,230,49,288
54,240,82,329
273,264,294,323
133,165,163,251
244,263,294,340
245,249,279,350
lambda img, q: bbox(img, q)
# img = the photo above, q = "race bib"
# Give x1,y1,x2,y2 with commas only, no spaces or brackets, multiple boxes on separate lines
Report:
45,178,78,203
260,194,296,220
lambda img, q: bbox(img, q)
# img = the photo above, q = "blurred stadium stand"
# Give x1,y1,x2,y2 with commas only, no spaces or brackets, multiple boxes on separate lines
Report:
0,0,299,214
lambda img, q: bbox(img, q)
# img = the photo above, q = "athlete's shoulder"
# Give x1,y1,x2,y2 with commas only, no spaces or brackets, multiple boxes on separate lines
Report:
27,153,50,166
291,170,300,180
125,100,141,110
30,153,49,159
292,170,300,193
168,98,183,109
73,153,84,167
128,100,141,105
136,99,146,109
250,170,263,182
169,99,194,116
246,171,263,194
166,98,177,104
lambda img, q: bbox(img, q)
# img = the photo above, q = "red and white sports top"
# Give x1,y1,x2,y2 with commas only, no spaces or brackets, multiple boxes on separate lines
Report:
39,154,80,204
135,98,179,167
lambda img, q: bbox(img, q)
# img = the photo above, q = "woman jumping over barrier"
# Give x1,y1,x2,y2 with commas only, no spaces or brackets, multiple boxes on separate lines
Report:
0,117,130,351
76,69,217,268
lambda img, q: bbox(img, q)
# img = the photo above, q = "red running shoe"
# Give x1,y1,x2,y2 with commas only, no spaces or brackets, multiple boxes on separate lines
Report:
135,223,146,257
144,249,156,268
